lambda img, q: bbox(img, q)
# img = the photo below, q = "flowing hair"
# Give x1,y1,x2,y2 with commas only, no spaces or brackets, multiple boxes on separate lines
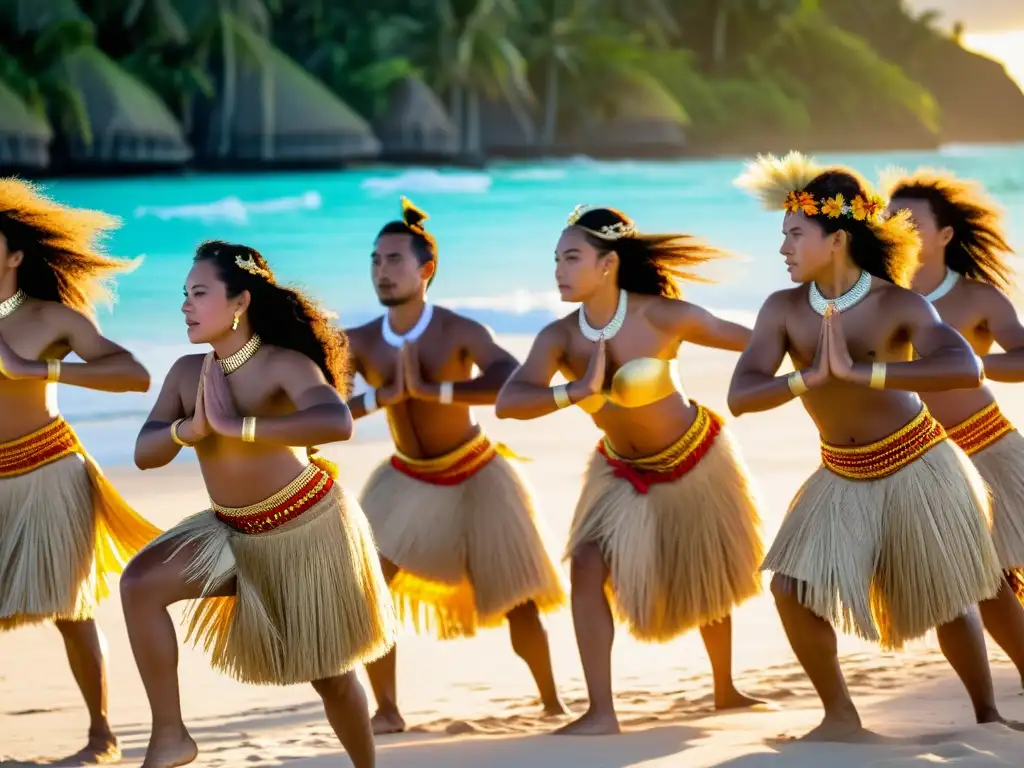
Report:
0,177,139,315
567,206,725,298
735,151,921,287
882,167,1014,292
193,241,352,397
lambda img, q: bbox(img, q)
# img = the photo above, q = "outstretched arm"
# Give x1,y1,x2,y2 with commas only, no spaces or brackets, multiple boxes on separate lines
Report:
843,293,982,391
135,357,191,470
40,307,150,392
495,323,580,420
727,293,809,416
978,290,1024,382
409,320,519,405
650,300,753,352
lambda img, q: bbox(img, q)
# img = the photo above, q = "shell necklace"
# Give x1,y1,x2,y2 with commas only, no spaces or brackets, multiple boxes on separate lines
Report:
218,334,262,375
924,268,959,303
580,289,628,341
0,289,27,320
383,303,433,348
808,270,871,315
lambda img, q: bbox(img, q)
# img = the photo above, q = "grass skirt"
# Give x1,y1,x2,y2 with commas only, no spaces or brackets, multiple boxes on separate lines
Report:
144,465,397,685
0,419,161,630
762,408,1002,650
947,403,1024,601
566,405,765,642
360,433,567,640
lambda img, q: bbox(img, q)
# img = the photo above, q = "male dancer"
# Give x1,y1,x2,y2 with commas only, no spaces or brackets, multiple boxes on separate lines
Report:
1,178,158,763
886,168,1024,687
729,152,1020,741
346,198,567,734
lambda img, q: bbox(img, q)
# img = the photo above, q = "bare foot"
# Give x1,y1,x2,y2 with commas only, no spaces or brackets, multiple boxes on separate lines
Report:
715,689,771,711
542,699,570,718
50,732,121,765
140,731,198,768
779,714,890,744
553,708,620,735
371,709,406,735
980,715,1024,732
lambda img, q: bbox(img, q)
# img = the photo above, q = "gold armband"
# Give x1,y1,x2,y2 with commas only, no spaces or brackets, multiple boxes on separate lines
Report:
241,416,257,443
787,371,808,396
46,359,61,383
170,418,195,447
869,362,886,390
552,384,571,409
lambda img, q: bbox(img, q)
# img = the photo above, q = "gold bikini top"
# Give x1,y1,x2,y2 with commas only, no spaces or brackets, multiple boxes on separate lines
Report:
576,357,680,414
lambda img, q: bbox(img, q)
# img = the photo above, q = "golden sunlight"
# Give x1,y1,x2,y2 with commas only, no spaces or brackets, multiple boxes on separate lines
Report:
962,29,1024,89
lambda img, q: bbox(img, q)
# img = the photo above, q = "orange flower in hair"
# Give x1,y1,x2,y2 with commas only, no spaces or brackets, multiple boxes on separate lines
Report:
784,191,819,216
820,194,845,219
851,194,885,222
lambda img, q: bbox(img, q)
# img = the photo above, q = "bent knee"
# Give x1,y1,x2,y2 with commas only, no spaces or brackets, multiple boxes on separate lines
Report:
769,573,798,602
119,555,160,605
311,671,360,699
570,542,607,586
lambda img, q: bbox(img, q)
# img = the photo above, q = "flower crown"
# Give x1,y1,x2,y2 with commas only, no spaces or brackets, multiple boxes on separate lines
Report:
784,190,887,224
235,253,271,279
566,204,638,240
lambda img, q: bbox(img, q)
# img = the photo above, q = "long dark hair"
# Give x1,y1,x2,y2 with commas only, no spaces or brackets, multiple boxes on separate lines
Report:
377,196,438,286
886,170,1014,291
796,169,920,288
569,207,723,298
194,241,352,397
0,178,138,314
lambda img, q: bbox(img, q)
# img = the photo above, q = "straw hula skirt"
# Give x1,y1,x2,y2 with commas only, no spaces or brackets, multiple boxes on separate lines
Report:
143,462,397,685
762,407,1003,650
947,402,1024,602
566,404,765,642
0,418,161,630
360,432,567,640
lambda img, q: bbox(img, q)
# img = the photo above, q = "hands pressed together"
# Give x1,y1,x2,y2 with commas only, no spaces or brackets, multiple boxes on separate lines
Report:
797,305,872,393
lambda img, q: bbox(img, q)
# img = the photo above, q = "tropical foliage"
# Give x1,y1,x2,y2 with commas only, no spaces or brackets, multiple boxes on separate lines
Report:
1,0,1022,170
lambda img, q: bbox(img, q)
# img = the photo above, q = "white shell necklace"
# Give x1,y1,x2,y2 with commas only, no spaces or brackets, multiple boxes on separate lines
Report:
0,289,27,319
924,268,959,303
808,270,872,315
382,303,433,348
579,289,628,341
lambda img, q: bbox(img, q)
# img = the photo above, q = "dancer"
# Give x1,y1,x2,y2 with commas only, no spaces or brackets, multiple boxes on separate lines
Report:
729,152,1018,741
886,168,1024,687
347,198,567,734
123,241,395,768
0,178,157,764
495,205,766,735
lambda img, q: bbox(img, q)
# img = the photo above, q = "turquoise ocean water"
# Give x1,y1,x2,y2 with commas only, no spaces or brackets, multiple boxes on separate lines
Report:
36,144,1024,464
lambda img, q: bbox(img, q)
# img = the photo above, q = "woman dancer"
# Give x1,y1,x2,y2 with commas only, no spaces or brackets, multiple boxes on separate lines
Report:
1,178,158,763
495,205,766,735
123,241,396,768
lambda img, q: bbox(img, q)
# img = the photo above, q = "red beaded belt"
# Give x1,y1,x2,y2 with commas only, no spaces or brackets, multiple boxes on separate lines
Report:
0,418,80,478
390,432,500,486
945,402,1014,457
211,464,333,535
599,404,723,494
821,408,946,480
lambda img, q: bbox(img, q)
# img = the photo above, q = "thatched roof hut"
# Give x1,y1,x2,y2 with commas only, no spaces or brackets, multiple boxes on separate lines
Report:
373,77,459,161
0,80,53,171
54,47,193,167
479,95,538,158
562,71,688,157
195,15,379,166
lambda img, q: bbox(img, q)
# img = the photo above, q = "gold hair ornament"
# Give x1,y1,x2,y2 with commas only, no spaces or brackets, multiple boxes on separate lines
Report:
566,204,639,241
235,253,271,279
400,196,429,229
784,191,888,224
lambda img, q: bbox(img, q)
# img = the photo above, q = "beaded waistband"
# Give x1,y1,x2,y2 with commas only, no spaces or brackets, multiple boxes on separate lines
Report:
391,431,499,486
945,402,1014,457
0,418,81,478
599,404,723,494
212,463,334,535
821,408,946,480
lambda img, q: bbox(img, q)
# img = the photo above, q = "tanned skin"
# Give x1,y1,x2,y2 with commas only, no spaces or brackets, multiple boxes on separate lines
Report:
347,231,566,735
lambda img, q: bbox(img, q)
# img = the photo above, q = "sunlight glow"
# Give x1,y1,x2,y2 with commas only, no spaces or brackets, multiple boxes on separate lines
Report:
962,29,1024,90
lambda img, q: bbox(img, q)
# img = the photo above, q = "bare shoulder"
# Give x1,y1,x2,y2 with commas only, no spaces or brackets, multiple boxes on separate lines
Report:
757,287,803,320
434,305,496,339
263,344,321,374
638,293,687,322
876,282,933,315
959,279,1010,307
168,353,205,386
33,299,96,330
346,317,382,352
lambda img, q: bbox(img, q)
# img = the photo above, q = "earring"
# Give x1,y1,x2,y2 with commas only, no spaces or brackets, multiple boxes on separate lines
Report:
231,311,240,331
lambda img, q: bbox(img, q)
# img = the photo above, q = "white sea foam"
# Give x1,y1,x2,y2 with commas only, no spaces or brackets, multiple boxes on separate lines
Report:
360,169,492,195
133,191,322,224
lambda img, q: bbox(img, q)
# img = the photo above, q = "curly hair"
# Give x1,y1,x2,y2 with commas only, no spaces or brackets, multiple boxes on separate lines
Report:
567,207,725,298
735,152,921,287
377,196,438,286
883,168,1014,292
193,241,352,397
0,177,139,314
